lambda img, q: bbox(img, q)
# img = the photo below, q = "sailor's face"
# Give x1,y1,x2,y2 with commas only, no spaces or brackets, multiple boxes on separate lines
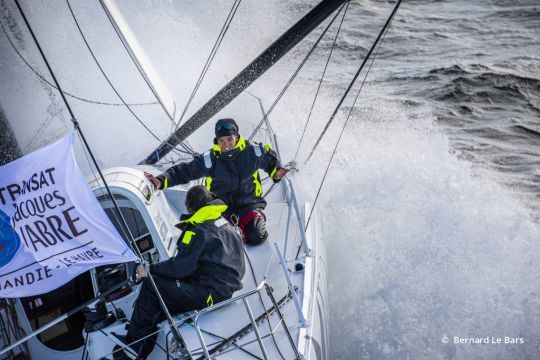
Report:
217,136,237,153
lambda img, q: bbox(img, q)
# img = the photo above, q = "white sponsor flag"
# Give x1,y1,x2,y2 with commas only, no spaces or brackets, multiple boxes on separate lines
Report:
0,133,138,298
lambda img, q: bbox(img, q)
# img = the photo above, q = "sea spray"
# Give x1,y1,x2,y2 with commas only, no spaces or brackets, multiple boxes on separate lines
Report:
300,101,540,359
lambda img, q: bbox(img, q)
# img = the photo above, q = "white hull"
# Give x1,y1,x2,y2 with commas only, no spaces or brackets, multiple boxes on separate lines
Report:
0,1,330,357
2,166,328,359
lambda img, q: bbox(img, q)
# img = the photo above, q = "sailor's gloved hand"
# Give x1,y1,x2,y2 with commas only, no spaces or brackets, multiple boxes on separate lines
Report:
144,172,162,190
273,167,289,180
136,264,148,280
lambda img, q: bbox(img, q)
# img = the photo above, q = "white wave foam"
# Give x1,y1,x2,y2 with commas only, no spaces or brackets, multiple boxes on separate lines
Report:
296,101,540,359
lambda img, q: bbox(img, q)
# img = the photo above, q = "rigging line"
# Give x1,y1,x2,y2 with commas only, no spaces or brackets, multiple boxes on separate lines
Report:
0,309,15,358
293,1,349,162
81,330,89,360
75,118,192,356
76,129,193,357
13,1,190,354
186,323,263,360
76,131,133,251
303,3,399,234
0,21,158,107
173,0,242,133
207,68,275,114
4,300,29,356
290,219,300,262
96,0,196,156
97,324,172,360
9,303,29,355
12,0,77,140
247,1,348,142
198,290,293,360
65,0,191,158
243,247,287,360
0,316,8,355
304,0,402,163
96,0,173,122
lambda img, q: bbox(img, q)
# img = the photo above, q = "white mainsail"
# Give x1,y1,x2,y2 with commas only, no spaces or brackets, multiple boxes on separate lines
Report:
99,0,178,125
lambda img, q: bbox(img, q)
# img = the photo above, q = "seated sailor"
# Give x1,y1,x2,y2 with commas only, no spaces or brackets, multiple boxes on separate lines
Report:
115,185,245,359
145,118,288,245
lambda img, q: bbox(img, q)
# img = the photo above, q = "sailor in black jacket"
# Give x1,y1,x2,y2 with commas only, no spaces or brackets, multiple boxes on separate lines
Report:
146,118,288,245
119,186,245,359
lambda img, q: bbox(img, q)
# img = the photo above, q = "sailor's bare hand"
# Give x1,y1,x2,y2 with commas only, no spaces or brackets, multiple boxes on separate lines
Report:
136,264,147,279
144,172,161,189
273,167,289,180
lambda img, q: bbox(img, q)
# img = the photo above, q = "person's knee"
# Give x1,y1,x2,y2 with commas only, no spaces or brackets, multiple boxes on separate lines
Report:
136,278,160,306
140,278,154,295
243,213,268,245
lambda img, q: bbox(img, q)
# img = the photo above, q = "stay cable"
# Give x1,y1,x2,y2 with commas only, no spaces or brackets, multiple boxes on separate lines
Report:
292,1,349,162
173,0,242,133
304,0,402,163
247,1,348,141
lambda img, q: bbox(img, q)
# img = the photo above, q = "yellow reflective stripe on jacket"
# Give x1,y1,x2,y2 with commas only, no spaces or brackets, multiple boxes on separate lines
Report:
206,294,214,307
163,177,168,189
205,177,213,191
182,230,196,245
181,204,228,225
212,136,246,153
253,171,262,197
270,167,278,179
236,136,246,151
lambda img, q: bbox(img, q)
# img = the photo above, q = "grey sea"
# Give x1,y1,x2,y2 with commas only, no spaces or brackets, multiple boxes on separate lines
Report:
311,1,540,359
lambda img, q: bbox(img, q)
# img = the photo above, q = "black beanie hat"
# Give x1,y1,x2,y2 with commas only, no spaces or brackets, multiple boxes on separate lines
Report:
215,118,239,138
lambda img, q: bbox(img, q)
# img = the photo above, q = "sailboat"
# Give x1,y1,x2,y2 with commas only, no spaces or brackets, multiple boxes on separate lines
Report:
1,0,402,356
0,1,350,359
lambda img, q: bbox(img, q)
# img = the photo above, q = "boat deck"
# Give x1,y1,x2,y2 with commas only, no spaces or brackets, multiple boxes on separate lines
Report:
90,176,319,359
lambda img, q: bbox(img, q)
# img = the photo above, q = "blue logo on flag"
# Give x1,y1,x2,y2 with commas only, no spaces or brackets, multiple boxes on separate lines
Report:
0,209,21,268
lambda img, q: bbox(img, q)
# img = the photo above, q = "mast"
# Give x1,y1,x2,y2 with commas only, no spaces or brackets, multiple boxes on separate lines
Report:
143,0,347,164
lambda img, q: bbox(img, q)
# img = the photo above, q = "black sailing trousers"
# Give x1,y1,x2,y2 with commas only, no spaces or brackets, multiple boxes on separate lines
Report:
126,275,208,358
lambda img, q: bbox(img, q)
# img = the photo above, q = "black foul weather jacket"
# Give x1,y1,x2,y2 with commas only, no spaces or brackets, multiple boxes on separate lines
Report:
157,136,282,212
150,199,245,301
